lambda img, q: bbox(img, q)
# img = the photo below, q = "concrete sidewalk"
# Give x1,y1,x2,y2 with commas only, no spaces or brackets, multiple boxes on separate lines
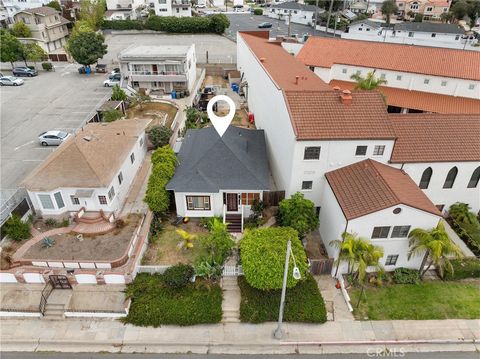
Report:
1,318,478,354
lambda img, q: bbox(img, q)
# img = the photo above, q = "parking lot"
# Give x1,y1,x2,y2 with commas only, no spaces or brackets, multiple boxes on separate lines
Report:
0,64,111,190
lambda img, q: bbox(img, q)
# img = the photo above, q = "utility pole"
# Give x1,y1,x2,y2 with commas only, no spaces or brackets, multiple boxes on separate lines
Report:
325,0,334,34
313,0,319,35
287,10,292,37
333,11,338,37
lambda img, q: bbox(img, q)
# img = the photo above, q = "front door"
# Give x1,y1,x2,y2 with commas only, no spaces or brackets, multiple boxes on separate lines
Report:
152,64,158,74
226,193,238,212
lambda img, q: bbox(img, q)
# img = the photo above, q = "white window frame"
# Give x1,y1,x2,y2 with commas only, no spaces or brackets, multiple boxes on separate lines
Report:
54,191,65,209
186,196,211,210
301,181,313,191
38,194,54,210
373,145,385,156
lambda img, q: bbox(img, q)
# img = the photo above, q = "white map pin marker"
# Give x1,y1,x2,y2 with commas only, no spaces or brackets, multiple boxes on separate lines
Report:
207,95,235,137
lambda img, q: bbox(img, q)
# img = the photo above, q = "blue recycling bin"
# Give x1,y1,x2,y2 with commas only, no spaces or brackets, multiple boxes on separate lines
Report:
85,66,91,75
171,90,176,99
231,84,239,93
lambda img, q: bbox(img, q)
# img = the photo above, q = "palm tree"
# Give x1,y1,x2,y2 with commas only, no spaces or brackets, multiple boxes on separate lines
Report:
381,0,399,25
176,229,197,249
350,71,387,90
448,202,479,226
408,222,463,279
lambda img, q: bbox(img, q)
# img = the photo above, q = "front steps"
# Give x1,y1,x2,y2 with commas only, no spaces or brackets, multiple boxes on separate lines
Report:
225,214,242,233
221,276,241,323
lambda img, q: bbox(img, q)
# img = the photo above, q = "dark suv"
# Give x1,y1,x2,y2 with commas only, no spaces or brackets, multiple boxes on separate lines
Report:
12,67,38,77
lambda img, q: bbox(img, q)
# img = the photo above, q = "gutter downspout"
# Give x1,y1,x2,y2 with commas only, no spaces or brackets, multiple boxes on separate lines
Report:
334,220,349,277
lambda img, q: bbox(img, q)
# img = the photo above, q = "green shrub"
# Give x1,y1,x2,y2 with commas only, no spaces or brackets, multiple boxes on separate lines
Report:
277,192,319,238
60,218,69,227
3,215,31,241
240,227,308,290
393,268,420,284
444,258,480,280
41,62,53,71
238,274,327,323
103,108,123,122
111,84,127,101
101,19,145,30
199,218,234,264
194,257,223,280
123,273,222,326
163,264,194,288
45,218,57,227
148,125,173,149
253,8,263,15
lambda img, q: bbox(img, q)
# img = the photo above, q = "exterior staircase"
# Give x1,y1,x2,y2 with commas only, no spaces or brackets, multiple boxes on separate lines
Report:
42,289,72,320
225,214,242,233
221,276,241,323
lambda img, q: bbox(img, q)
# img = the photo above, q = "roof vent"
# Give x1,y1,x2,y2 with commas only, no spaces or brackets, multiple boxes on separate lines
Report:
83,136,92,142
295,75,300,85
260,57,266,62
340,89,352,105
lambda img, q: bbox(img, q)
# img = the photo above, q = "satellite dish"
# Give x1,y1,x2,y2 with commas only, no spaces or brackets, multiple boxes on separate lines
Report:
293,266,301,280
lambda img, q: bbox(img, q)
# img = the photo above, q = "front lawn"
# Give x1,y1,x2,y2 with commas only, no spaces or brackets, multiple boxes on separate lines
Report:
123,273,222,326
238,274,327,323
350,281,480,320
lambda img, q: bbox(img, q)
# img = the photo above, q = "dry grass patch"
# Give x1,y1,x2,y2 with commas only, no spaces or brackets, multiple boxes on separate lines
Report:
127,102,177,128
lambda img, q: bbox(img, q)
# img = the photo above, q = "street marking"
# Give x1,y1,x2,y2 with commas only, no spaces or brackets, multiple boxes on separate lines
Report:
14,140,34,151
23,159,43,162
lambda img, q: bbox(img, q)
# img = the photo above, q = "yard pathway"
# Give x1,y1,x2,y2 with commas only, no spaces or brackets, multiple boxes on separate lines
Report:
221,255,241,323
317,275,355,322
119,153,151,217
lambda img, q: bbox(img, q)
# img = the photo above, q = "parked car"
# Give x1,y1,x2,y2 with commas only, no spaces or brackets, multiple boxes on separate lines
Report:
258,22,273,28
233,4,243,8
38,131,71,146
103,78,120,87
0,76,24,86
110,68,120,76
109,73,121,81
12,67,38,77
95,64,107,73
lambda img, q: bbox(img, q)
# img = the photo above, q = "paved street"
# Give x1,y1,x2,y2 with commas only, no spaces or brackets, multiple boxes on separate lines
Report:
1,353,479,359
0,64,111,192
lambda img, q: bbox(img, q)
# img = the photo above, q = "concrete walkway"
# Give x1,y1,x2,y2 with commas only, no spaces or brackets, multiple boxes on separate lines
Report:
120,153,151,217
317,275,355,322
1,317,478,354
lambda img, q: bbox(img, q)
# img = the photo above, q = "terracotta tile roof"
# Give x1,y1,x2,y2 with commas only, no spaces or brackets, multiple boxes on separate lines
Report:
23,119,151,191
326,159,441,220
389,113,480,163
297,37,480,81
285,90,396,140
330,80,480,114
239,32,395,140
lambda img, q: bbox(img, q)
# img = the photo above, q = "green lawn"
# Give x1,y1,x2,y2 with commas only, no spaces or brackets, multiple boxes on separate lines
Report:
238,274,327,323
350,281,480,320
122,273,222,326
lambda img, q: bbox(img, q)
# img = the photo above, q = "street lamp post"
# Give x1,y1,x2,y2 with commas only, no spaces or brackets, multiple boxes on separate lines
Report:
274,239,301,339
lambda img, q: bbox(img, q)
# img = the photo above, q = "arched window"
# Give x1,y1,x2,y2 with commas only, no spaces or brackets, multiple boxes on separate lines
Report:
468,166,480,188
443,167,458,189
419,167,432,189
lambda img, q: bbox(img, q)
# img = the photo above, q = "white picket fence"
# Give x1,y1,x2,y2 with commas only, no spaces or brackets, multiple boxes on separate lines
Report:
222,265,243,276
134,265,244,277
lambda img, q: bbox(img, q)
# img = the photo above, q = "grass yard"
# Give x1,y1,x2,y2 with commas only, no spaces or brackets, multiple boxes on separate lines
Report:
123,273,222,326
350,281,480,320
126,102,177,129
238,274,327,324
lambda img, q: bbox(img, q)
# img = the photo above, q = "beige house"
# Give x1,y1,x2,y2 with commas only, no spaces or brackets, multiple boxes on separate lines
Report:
13,6,69,53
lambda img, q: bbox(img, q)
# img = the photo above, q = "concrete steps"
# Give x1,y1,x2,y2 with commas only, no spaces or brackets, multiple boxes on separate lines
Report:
221,276,241,323
44,303,65,320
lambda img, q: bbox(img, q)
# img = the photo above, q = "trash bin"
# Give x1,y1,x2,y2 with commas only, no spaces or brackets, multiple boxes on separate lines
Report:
85,66,91,75
171,90,176,99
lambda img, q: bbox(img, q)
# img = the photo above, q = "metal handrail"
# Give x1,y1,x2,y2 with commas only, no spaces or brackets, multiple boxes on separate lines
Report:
39,281,53,315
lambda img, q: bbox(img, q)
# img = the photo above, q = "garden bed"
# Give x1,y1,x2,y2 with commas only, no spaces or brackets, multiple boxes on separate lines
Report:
349,281,480,320
22,214,141,261
126,102,177,129
122,273,222,326
238,274,327,324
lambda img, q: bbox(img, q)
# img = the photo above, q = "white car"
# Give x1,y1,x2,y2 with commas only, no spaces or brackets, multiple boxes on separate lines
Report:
0,76,24,86
38,131,72,146
103,78,120,87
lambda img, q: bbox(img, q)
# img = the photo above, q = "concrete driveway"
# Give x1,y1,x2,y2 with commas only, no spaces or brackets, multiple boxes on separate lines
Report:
0,63,111,191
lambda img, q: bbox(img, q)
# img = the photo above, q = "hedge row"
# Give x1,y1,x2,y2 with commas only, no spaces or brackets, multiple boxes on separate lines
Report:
444,258,480,280
102,14,230,34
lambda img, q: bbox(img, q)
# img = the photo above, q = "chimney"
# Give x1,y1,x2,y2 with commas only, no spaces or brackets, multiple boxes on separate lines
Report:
340,89,352,105
295,76,300,85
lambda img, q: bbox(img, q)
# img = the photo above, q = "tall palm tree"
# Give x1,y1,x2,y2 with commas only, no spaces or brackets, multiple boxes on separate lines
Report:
448,202,479,226
408,222,463,279
381,0,399,25
350,71,387,90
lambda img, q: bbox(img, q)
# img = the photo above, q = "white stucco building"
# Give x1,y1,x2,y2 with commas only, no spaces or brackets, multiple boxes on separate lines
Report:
105,0,191,20
23,119,150,219
118,44,197,94
342,20,478,51
296,37,480,114
268,2,323,26
0,0,48,24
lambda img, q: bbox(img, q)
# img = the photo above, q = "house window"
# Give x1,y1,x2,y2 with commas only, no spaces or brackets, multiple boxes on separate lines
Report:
355,70,361,76
455,35,460,40
468,84,475,90
385,255,399,266
302,181,313,190
70,196,80,205
380,73,386,80
130,152,135,164
436,204,445,212
372,226,390,239
98,195,107,205
408,32,414,37
426,7,433,12
186,196,211,210
304,146,321,160
159,0,166,3
366,28,370,31
342,68,348,74
396,75,402,81
441,81,447,87
108,186,115,201
38,194,54,209
241,193,260,205
118,172,123,185
468,167,480,188
424,79,430,85
419,167,432,189
358,27,363,31
391,225,411,238
443,167,458,189
373,145,385,156
132,81,139,87
54,192,65,209
309,66,315,71
355,145,367,156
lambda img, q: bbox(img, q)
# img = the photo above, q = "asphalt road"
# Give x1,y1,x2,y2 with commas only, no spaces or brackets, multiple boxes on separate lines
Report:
1,352,479,359
0,64,111,191
225,13,335,41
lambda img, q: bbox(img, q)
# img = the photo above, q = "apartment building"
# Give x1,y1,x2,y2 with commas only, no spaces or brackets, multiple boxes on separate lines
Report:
105,0,191,19
0,0,48,24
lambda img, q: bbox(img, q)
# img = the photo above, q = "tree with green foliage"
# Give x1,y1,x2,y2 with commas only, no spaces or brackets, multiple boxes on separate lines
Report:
199,218,234,264
277,192,319,238
351,70,387,90
440,11,454,23
79,0,105,31
67,31,107,67
11,22,32,38
22,42,48,65
381,0,398,25
3,214,31,241
111,84,127,101
147,125,173,149
209,14,230,34
449,202,479,226
45,0,62,11
144,145,177,215
408,222,463,279
466,0,480,28
102,108,122,122
414,13,423,22
130,92,150,110
240,227,308,290
451,0,468,21
0,29,24,67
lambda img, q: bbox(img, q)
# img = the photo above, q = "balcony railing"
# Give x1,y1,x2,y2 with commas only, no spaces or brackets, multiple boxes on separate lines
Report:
129,70,185,76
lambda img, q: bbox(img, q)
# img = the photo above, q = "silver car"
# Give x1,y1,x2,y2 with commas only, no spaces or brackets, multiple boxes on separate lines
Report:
38,131,71,146
0,76,24,86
